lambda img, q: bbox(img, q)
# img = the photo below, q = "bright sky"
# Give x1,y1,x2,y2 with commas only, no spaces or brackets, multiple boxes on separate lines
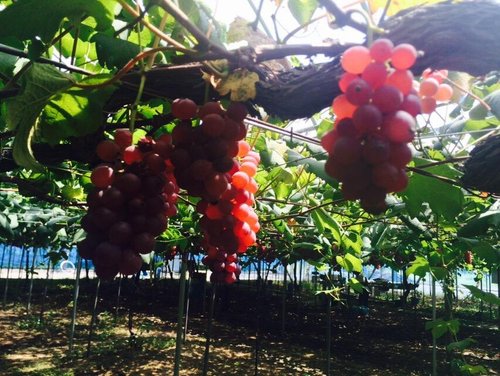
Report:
206,0,366,46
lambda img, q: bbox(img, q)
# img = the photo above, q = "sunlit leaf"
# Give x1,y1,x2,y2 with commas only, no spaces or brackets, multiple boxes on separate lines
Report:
336,253,362,273
41,85,116,144
458,210,500,237
6,64,73,170
425,318,460,339
349,277,367,293
0,0,116,43
92,32,141,70
402,161,464,221
215,69,259,101
447,338,477,352
406,256,429,277
464,284,500,306
368,0,444,17
288,0,318,25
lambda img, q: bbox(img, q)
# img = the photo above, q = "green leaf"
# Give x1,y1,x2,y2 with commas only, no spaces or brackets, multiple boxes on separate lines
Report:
484,89,500,119
464,118,499,139
336,253,362,273
6,64,73,170
267,166,294,200
58,24,97,61
458,210,500,237
0,0,116,43
61,185,84,200
463,284,500,306
343,231,363,255
447,338,477,352
288,0,318,25
0,212,13,238
0,50,17,77
287,149,337,186
91,32,141,70
403,162,464,220
472,242,499,265
468,104,489,120
316,119,333,138
73,228,86,244
349,277,366,293
41,84,116,144
425,318,460,339
406,256,430,277
310,206,341,243
430,266,448,280
458,364,488,375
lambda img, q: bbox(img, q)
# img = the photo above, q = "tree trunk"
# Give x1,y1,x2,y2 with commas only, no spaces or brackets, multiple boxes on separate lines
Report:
107,1,500,120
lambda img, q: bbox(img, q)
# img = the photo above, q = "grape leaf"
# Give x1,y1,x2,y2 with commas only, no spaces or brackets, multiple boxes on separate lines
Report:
0,50,17,77
367,0,444,17
458,210,500,237
41,85,116,145
287,149,337,186
309,204,341,243
484,89,500,119
6,64,73,170
336,253,362,273
92,32,141,70
0,0,116,43
406,256,430,277
446,338,477,352
288,0,318,25
463,284,500,306
215,69,259,102
349,277,367,293
402,161,464,221
425,318,459,339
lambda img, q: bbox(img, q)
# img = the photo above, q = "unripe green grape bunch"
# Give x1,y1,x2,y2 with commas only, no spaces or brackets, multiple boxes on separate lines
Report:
323,39,426,214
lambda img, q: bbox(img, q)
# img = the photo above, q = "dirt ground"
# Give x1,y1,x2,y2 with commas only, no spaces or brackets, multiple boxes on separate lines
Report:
0,277,498,375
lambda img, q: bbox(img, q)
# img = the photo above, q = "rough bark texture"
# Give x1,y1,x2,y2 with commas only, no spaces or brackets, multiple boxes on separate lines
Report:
110,0,500,120
462,134,500,195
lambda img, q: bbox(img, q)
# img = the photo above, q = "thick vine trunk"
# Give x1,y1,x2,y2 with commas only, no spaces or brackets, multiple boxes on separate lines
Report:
1,1,499,181
110,0,500,120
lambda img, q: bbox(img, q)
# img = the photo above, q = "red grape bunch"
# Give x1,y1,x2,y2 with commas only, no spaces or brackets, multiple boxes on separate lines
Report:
418,68,453,113
77,129,179,279
168,99,260,284
322,39,422,214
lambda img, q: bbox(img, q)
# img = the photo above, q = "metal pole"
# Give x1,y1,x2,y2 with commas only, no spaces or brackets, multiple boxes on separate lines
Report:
86,278,101,358
68,256,82,354
201,285,217,376
2,246,13,308
173,252,188,376
432,277,437,376
27,247,38,313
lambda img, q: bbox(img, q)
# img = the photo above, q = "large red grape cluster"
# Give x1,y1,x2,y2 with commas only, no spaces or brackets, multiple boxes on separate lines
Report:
322,39,421,214
169,99,261,284
77,129,179,279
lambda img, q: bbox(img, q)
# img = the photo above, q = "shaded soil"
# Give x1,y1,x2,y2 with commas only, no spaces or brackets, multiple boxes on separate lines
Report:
0,277,498,375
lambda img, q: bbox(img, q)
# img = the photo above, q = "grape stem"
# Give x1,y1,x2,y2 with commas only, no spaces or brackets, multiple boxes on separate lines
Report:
72,46,194,90
345,9,385,46
441,76,491,112
282,15,328,44
318,0,367,33
261,198,346,224
117,0,186,51
407,166,460,186
0,175,80,207
414,157,468,169
157,0,233,60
